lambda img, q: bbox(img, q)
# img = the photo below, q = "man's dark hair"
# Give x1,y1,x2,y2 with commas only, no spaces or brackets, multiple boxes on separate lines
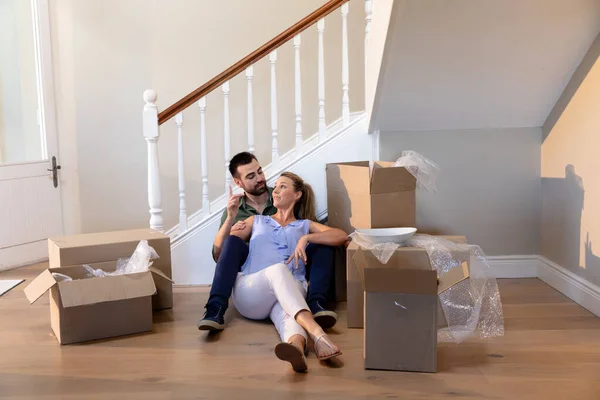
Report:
229,151,258,178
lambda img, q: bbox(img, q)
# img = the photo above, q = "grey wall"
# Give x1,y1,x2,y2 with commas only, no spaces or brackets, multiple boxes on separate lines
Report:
380,128,541,256
371,0,600,132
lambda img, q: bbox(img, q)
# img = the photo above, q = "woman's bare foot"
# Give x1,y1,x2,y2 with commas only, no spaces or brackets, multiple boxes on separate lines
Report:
311,333,342,361
274,334,307,372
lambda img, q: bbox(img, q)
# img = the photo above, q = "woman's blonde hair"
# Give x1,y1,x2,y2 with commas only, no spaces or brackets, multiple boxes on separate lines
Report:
280,172,317,222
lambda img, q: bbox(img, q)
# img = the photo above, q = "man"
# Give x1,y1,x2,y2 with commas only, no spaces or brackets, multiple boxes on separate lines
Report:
198,152,338,331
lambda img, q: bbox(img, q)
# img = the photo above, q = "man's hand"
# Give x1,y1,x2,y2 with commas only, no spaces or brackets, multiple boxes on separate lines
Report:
286,235,309,269
227,186,243,221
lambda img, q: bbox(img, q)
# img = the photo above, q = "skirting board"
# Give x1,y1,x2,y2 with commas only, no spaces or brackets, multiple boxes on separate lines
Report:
490,254,600,318
487,255,539,279
537,256,600,317
0,241,48,272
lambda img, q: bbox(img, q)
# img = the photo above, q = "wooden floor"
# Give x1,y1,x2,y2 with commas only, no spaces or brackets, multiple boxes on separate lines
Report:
1,264,600,400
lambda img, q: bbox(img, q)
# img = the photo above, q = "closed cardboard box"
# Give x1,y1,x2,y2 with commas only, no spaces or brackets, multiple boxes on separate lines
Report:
353,246,470,372
23,263,169,345
47,229,173,310
326,161,416,235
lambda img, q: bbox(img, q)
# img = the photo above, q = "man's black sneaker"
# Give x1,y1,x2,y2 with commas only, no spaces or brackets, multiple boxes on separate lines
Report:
309,300,338,329
198,303,226,331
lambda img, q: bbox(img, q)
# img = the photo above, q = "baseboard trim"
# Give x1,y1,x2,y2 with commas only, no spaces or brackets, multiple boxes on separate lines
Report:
0,241,48,272
537,255,600,317
487,255,539,278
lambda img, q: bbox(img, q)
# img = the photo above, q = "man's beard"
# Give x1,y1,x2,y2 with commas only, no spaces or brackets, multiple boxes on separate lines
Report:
245,182,267,196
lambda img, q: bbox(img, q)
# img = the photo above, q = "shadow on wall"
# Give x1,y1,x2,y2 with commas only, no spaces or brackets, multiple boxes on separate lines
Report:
542,165,600,286
542,165,584,270
585,233,600,285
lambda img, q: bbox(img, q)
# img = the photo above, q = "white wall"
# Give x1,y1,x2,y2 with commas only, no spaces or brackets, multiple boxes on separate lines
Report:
0,0,42,164
50,0,366,235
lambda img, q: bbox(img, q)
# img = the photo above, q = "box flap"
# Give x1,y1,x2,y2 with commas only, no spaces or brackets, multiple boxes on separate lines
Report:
24,269,58,304
58,271,157,308
149,267,173,283
326,162,371,194
351,247,369,290
48,229,168,249
437,262,470,295
364,268,438,294
370,164,416,194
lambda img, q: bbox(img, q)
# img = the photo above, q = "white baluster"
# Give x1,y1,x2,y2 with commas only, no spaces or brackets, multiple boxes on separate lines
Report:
317,19,326,141
365,0,373,80
341,3,350,127
223,81,231,193
142,90,164,232
269,50,279,166
294,35,303,156
175,112,187,232
246,66,255,154
199,97,210,216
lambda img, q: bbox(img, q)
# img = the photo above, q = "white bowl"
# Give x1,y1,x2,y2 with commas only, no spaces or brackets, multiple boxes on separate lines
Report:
354,227,417,245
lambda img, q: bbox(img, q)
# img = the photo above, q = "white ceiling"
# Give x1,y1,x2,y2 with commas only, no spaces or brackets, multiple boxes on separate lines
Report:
373,0,600,131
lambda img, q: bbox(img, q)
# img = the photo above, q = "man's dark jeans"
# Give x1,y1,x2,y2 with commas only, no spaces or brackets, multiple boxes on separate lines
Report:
207,235,335,308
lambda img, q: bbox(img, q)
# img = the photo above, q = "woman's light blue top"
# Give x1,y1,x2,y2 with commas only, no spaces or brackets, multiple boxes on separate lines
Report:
241,215,310,282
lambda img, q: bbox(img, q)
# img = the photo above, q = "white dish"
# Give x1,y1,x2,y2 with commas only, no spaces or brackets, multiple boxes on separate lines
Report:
354,227,417,245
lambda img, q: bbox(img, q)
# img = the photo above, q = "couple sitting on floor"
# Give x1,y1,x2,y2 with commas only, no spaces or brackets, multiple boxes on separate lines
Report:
197,151,348,372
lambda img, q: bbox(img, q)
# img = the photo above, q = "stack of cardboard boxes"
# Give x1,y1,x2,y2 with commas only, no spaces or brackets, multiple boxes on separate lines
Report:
24,229,173,345
326,161,470,373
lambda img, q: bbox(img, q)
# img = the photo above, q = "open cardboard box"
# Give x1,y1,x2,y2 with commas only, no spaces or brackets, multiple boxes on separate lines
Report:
24,262,171,345
349,239,470,372
326,161,417,301
326,161,416,234
48,229,173,310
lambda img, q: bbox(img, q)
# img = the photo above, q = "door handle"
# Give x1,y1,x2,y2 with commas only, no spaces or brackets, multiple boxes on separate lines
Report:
47,156,61,188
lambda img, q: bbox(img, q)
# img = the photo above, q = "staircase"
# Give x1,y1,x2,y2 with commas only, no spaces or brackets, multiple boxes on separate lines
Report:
141,0,387,284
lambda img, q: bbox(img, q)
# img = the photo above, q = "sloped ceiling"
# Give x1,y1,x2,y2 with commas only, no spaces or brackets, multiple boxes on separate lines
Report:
372,0,600,131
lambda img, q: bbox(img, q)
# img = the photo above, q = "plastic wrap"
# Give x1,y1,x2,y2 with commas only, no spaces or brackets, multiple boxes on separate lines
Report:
348,231,399,264
83,240,159,278
408,234,504,343
393,150,440,192
349,233,505,343
51,273,73,282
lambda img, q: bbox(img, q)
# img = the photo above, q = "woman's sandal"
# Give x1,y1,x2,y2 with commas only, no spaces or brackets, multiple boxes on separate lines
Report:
274,341,308,372
311,333,342,361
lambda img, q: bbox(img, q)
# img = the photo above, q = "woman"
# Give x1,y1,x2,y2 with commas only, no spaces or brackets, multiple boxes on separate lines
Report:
217,172,348,372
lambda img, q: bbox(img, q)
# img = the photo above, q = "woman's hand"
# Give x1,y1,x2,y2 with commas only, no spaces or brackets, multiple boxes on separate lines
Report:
286,235,309,269
230,220,246,232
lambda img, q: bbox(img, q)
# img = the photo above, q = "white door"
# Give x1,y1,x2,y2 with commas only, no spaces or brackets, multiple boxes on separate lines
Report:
0,0,63,270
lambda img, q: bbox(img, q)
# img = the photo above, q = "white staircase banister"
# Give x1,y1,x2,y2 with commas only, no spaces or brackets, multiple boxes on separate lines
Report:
142,89,164,232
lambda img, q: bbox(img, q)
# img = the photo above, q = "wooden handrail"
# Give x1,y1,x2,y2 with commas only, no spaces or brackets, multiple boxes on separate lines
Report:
157,0,350,125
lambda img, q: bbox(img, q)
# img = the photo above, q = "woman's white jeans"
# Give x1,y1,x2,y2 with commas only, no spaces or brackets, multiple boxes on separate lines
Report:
232,263,310,342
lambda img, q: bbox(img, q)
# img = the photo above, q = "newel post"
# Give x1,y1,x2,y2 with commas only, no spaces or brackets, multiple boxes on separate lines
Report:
143,90,164,232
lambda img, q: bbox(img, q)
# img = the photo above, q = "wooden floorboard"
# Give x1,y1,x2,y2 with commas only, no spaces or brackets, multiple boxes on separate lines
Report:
1,265,600,399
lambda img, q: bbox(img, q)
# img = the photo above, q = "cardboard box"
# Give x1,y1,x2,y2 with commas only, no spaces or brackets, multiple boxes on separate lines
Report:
24,263,170,345
346,236,468,329
326,161,416,234
349,239,470,372
47,229,173,310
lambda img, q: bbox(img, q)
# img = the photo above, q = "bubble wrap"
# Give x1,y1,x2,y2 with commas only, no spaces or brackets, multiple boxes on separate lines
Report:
350,233,505,343
83,240,159,278
393,150,440,192
408,234,504,343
